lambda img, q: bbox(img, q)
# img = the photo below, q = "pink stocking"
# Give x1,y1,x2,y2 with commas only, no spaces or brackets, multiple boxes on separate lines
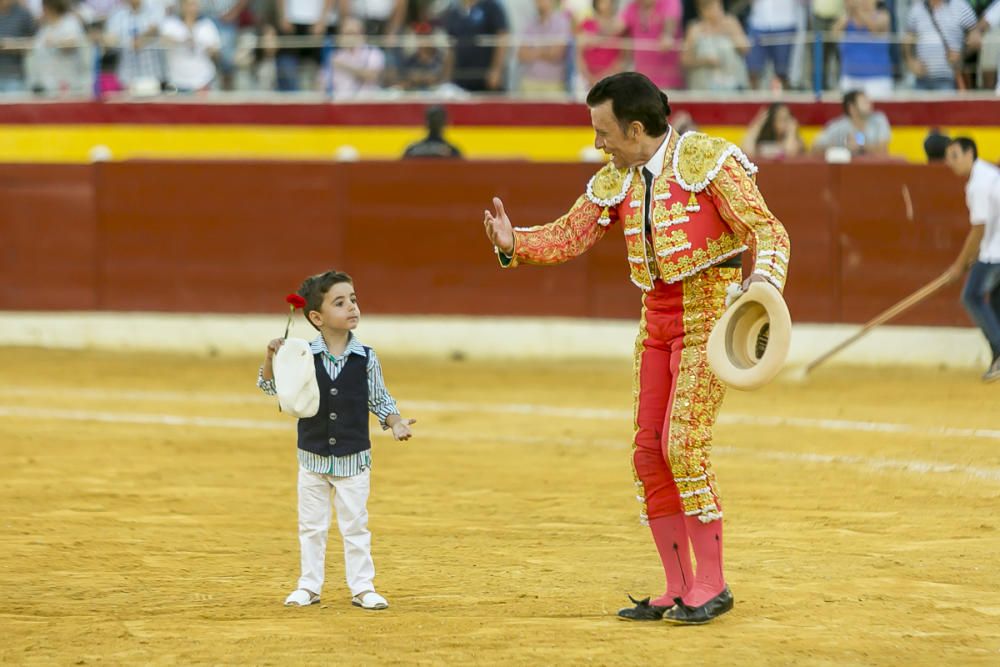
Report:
682,516,726,607
648,513,693,606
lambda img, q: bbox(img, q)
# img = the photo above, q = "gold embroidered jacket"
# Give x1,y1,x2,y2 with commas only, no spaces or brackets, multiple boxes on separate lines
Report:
497,130,790,292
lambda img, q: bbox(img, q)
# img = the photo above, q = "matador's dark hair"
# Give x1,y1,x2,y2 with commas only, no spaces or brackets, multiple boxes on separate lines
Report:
585,72,671,138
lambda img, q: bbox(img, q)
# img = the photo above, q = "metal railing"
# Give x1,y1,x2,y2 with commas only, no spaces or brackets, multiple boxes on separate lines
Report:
0,28,995,100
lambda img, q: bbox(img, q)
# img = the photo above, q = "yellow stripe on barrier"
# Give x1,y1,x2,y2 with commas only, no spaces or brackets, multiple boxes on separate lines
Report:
0,125,997,163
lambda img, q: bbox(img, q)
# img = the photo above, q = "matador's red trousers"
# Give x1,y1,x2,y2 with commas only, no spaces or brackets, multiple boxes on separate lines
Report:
631,265,739,524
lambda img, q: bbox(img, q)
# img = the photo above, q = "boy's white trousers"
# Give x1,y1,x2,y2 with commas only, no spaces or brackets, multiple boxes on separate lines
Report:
296,466,375,597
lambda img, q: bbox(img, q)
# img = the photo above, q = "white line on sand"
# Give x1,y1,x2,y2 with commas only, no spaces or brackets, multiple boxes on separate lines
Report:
1,404,999,482
3,386,999,441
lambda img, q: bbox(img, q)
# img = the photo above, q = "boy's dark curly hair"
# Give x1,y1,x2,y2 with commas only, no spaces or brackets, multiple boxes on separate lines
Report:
297,270,353,330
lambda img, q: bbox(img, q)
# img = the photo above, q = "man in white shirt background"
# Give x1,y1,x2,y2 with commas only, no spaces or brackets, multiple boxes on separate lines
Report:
945,136,1000,382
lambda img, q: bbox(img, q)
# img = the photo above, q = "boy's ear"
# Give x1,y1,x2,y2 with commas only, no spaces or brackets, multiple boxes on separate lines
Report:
307,310,323,328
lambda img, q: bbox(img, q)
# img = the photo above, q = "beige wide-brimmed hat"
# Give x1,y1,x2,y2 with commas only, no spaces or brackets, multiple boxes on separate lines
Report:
707,281,791,391
274,338,319,418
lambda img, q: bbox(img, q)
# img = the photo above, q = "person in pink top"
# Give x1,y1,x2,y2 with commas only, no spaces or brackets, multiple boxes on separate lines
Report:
576,0,626,87
621,0,683,89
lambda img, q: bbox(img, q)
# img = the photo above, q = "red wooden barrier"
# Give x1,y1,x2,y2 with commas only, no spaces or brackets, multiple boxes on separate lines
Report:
0,160,972,326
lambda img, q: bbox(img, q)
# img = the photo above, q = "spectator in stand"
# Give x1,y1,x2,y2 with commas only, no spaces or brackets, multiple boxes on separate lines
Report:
575,0,625,88
161,0,222,92
670,108,697,133
403,105,463,157
833,0,892,97
812,90,891,156
958,0,994,89
250,0,282,90
681,0,749,91
441,0,510,92
393,21,448,91
324,15,385,97
275,0,337,91
973,0,1000,91
811,0,843,90
741,102,806,159
746,0,799,90
342,0,406,35
0,0,37,93
33,0,89,95
199,0,249,90
681,0,750,28
517,0,572,94
621,0,683,90
96,47,124,97
904,0,977,91
923,127,950,162
104,0,166,90
76,0,124,28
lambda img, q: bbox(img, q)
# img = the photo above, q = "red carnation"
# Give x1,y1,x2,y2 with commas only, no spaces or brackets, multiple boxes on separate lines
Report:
283,293,306,338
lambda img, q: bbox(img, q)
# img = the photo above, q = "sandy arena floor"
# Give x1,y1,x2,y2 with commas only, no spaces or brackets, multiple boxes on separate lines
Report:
1,347,999,665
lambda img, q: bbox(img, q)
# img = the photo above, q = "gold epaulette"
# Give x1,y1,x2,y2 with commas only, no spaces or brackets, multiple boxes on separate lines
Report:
672,131,758,193
585,161,633,208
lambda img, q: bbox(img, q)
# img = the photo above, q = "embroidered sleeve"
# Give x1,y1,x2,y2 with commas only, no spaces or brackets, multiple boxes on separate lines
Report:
497,163,629,268
498,194,613,268
366,349,399,430
706,156,791,291
257,365,277,396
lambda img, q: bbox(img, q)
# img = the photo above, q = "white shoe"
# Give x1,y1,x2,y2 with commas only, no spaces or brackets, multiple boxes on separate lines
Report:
352,590,388,610
983,358,1000,383
284,589,320,606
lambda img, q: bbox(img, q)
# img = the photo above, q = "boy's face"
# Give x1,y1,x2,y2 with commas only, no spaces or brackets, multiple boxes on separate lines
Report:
308,282,360,332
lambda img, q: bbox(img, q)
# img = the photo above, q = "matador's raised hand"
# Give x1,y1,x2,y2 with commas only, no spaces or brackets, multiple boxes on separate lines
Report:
483,196,515,255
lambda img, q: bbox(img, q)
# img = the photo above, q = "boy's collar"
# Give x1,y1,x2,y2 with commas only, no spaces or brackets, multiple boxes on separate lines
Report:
310,332,365,359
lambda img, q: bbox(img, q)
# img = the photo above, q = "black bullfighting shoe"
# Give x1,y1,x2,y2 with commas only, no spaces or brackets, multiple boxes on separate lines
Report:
662,586,734,625
617,595,672,621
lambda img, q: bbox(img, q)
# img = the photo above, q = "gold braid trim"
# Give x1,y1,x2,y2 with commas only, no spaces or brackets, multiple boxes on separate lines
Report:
631,295,651,525
667,266,737,523
707,156,791,291
510,194,609,266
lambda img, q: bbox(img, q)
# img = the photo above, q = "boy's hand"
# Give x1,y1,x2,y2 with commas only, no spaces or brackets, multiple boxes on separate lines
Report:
391,418,416,441
266,338,285,360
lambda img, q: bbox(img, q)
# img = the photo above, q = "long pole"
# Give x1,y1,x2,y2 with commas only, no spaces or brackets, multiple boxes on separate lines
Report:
804,272,954,374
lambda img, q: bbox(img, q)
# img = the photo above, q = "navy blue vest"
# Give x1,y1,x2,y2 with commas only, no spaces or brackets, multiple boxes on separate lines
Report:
297,349,371,458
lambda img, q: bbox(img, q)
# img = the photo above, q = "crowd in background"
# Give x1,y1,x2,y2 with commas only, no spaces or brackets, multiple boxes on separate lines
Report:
739,89,892,160
0,0,999,96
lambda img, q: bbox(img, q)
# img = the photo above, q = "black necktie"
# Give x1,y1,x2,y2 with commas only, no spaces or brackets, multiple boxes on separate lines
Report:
642,167,654,236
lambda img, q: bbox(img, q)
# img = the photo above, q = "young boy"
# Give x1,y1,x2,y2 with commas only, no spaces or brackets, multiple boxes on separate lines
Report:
258,270,415,609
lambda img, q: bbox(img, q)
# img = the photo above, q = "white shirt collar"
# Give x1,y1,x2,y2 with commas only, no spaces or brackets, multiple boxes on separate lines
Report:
641,127,672,178
310,333,366,359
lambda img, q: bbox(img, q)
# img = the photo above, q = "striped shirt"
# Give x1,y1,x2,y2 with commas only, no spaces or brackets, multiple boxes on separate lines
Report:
0,3,34,79
104,5,166,84
257,333,399,477
905,0,977,81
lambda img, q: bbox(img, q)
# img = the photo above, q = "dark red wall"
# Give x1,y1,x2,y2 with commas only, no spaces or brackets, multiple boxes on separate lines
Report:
0,160,971,326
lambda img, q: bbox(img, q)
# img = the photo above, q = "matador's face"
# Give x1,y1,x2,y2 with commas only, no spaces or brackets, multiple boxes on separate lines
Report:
590,101,640,170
